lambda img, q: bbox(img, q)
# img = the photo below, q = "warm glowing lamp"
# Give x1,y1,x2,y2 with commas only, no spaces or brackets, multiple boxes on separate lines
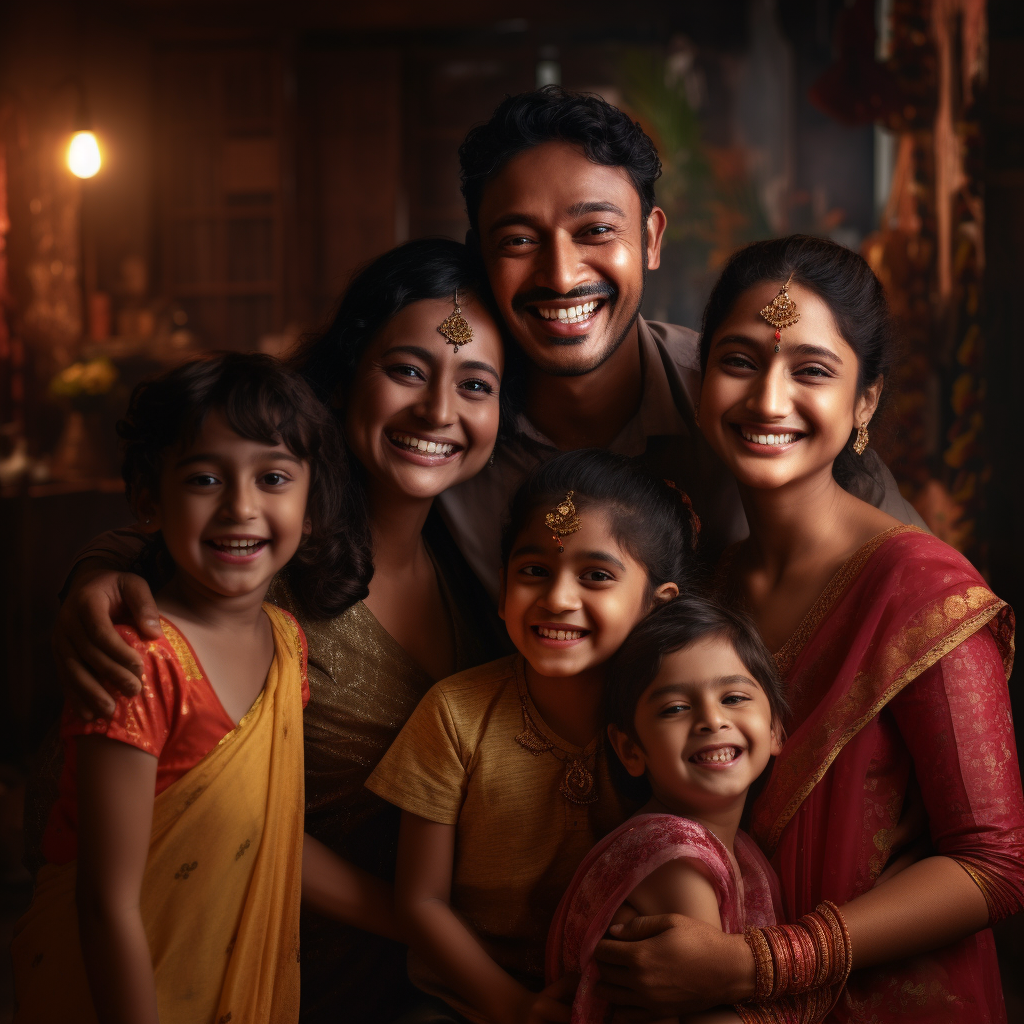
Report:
68,130,101,178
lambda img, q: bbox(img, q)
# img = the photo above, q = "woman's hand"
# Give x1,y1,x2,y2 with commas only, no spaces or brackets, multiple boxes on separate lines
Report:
592,914,754,1017
54,561,162,719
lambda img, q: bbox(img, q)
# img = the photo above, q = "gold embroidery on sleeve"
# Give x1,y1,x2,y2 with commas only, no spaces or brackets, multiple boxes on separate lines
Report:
161,621,203,682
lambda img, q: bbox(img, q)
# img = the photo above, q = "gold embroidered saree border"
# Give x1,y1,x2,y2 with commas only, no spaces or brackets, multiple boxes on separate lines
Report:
772,525,920,675
158,604,297,754
950,854,1022,923
160,617,203,682
952,857,998,916
760,599,1008,856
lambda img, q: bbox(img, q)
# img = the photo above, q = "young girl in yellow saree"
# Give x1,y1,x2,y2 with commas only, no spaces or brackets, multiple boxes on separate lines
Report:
13,354,396,1024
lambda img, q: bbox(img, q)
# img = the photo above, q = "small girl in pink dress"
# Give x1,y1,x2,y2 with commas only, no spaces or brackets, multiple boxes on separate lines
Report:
547,595,788,1023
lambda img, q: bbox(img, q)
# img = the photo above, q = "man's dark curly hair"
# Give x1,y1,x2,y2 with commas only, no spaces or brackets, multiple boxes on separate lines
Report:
118,353,373,620
459,85,662,231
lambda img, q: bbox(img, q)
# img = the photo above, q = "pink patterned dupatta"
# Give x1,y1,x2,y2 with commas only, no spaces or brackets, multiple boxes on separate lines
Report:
546,813,782,1023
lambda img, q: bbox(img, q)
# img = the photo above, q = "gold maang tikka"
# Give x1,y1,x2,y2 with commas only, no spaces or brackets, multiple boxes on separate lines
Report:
544,490,581,553
760,273,800,352
436,288,474,352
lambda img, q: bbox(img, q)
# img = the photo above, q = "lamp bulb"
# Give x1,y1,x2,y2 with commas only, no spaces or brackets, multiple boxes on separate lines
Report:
68,131,101,178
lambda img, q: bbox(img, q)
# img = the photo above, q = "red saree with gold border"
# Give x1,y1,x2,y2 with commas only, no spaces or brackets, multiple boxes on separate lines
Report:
748,526,1021,1023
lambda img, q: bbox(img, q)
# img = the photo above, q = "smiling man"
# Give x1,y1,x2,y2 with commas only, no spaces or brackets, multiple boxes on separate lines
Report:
436,87,923,591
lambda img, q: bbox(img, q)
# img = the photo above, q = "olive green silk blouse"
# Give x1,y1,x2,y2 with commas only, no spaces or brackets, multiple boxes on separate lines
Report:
269,554,501,1023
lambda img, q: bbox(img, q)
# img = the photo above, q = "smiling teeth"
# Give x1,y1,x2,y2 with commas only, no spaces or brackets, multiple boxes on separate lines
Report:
537,626,585,640
537,300,599,324
216,539,263,551
742,430,796,446
391,434,455,456
692,747,739,763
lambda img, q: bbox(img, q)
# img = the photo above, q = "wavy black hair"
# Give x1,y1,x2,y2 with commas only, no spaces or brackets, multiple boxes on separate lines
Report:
117,352,372,619
699,234,894,493
459,86,662,232
500,449,698,599
604,593,789,748
291,237,521,444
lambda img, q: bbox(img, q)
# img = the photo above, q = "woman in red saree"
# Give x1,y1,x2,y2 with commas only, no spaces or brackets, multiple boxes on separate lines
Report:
745,524,1015,1020
591,235,1023,1022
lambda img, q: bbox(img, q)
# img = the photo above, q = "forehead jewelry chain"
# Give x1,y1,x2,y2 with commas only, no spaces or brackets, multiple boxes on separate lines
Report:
437,288,474,352
544,490,582,553
760,273,800,352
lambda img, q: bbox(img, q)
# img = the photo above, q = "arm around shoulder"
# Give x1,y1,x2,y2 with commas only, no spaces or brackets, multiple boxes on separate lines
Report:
55,551,163,718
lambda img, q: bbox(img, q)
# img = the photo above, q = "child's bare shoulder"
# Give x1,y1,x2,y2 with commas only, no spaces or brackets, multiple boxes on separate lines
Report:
625,857,722,928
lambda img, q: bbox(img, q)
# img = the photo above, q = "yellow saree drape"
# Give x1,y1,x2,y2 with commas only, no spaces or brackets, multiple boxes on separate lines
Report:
12,604,305,1024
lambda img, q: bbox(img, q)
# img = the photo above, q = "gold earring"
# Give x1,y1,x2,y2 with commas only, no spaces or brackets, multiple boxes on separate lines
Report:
853,423,869,455
437,288,474,352
760,273,800,352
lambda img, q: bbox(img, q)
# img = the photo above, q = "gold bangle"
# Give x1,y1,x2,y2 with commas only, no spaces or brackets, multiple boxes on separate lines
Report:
817,900,853,985
744,926,775,1005
802,911,831,988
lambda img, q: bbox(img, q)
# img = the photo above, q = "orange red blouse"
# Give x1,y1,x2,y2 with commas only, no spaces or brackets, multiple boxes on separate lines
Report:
42,614,309,866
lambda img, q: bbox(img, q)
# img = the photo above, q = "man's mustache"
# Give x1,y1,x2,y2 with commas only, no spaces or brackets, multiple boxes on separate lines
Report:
512,283,617,312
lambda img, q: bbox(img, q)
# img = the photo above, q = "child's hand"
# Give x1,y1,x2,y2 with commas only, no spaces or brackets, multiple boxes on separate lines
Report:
514,974,577,1023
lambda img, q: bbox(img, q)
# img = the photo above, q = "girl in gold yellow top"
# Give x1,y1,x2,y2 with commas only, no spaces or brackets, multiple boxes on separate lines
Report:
13,355,400,1024
368,449,701,1024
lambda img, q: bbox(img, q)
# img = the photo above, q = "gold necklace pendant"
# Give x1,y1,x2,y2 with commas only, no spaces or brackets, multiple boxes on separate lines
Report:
515,696,598,805
560,757,598,805
515,723,553,754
